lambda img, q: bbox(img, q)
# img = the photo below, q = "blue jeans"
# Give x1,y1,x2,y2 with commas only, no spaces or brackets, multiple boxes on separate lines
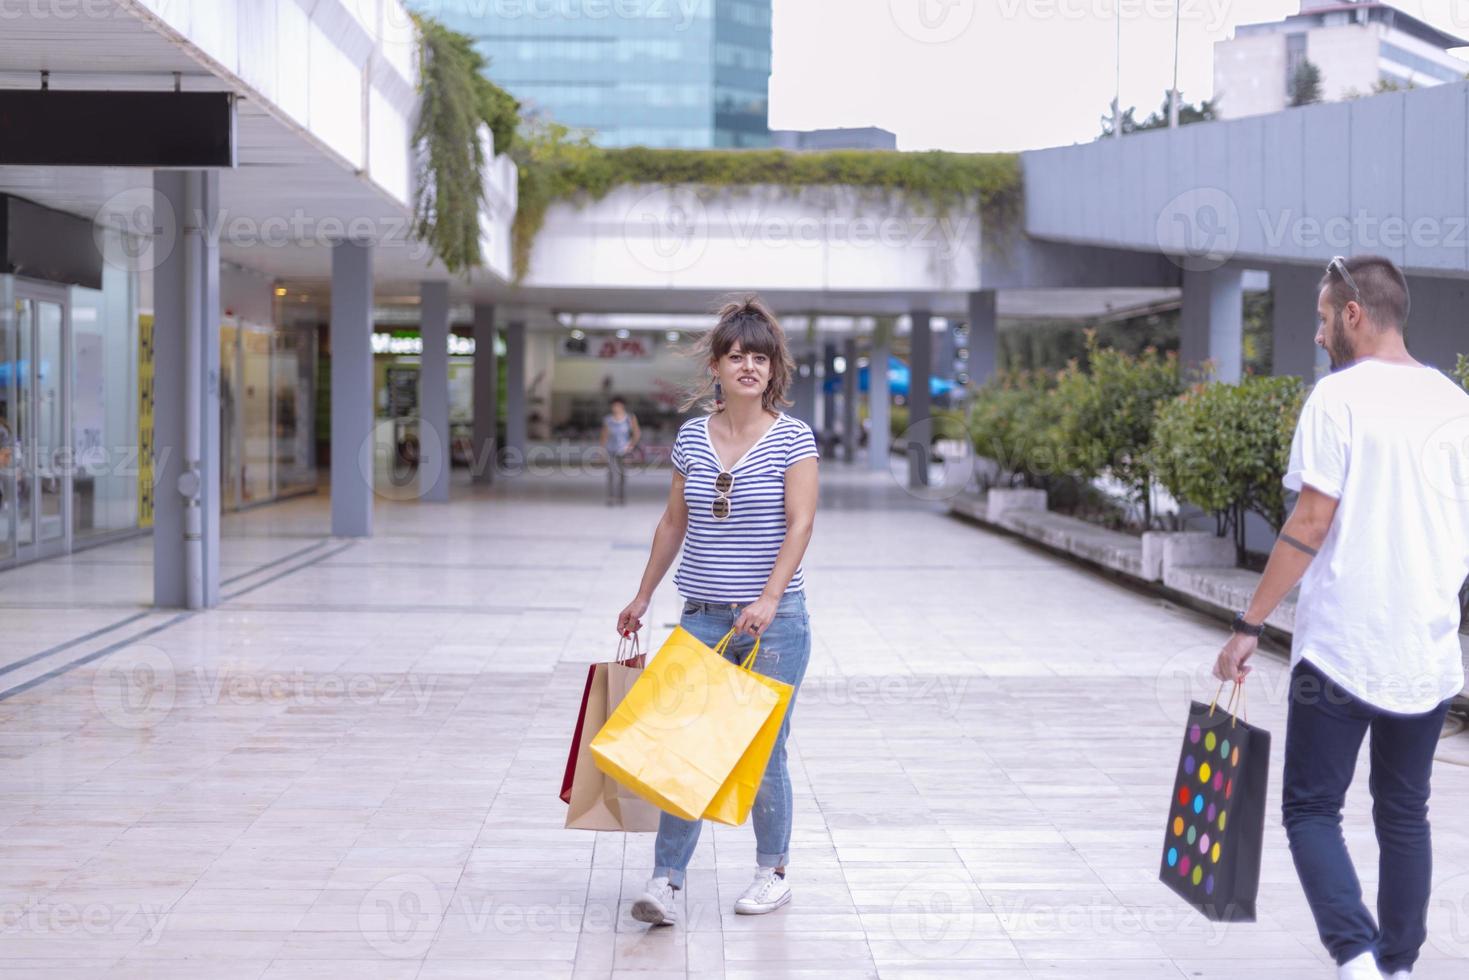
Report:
652,590,812,888
1283,659,1452,973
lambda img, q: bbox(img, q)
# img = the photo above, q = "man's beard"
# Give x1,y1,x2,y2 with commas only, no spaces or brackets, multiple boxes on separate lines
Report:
1326,310,1357,371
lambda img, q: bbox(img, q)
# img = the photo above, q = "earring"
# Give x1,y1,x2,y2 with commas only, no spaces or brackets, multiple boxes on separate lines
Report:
713,379,725,409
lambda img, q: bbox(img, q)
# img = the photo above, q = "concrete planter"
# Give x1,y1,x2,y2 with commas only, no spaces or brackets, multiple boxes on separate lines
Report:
985,487,1047,525
1141,530,1238,583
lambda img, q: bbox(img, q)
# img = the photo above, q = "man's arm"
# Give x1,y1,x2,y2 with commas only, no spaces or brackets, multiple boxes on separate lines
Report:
1213,486,1339,682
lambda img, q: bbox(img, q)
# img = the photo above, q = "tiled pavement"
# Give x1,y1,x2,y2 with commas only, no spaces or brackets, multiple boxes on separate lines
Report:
2,461,1467,979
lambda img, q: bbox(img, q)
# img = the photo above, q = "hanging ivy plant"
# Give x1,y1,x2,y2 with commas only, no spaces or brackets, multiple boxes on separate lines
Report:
411,14,519,275
509,120,1022,282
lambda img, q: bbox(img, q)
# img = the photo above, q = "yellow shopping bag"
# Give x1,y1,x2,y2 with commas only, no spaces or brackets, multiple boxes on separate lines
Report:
589,625,787,823
701,630,794,826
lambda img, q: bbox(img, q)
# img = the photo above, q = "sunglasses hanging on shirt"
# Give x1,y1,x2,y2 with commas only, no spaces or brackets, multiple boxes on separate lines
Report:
712,471,734,520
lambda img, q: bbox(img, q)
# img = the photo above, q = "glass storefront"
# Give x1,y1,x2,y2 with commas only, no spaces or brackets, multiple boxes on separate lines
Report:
220,317,318,511
1,240,142,566
1,219,318,570
372,332,476,468
70,254,141,542
2,280,73,563
0,276,14,565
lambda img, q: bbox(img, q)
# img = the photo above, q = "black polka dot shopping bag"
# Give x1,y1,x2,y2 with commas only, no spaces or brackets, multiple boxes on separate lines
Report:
1159,681,1271,922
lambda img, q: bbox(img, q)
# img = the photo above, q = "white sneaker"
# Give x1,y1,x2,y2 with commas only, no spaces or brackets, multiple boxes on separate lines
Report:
1336,951,1382,980
631,876,679,926
733,867,791,915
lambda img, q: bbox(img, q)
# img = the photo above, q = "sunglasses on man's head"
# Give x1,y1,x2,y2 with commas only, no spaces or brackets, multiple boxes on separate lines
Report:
1327,256,1362,304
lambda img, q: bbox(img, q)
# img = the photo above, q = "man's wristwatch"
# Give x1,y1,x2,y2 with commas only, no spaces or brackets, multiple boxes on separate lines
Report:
1231,612,1265,638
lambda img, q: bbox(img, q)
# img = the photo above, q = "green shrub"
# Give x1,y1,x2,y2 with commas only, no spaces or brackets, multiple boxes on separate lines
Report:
510,121,1022,281
965,371,1069,489
1053,336,1182,526
1455,353,1469,391
931,408,969,442
1151,374,1306,562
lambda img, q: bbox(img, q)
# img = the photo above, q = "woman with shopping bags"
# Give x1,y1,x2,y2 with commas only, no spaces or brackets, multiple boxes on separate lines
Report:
615,295,819,925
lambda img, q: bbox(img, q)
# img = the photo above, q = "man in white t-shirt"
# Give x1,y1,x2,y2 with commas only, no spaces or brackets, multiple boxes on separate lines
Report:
1211,255,1468,980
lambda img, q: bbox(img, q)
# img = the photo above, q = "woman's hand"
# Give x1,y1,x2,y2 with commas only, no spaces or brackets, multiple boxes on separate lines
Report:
733,594,779,638
617,596,650,636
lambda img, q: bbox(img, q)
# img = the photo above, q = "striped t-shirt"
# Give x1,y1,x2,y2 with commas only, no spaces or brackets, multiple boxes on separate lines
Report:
671,412,819,603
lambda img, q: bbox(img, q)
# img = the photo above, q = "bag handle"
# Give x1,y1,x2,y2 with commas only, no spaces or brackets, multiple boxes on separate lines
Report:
1209,679,1246,728
712,627,761,670
615,629,643,666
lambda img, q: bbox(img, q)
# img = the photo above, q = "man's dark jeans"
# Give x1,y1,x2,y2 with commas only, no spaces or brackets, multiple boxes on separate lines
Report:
1283,659,1452,973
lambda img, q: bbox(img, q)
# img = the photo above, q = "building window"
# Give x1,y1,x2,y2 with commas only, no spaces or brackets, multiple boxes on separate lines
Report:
1285,32,1307,98
1380,40,1466,85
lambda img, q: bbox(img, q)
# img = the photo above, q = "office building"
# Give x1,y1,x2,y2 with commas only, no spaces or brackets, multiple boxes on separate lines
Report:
770,127,898,151
429,0,772,148
1214,0,1469,119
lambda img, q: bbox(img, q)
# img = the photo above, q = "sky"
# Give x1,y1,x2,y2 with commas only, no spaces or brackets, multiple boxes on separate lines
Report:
768,0,1469,152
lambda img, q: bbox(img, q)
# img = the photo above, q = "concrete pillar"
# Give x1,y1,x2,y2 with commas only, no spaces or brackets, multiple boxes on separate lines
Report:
1271,266,1328,380
790,348,817,428
418,282,451,503
1180,268,1244,383
968,290,999,385
842,336,859,464
504,320,527,462
907,310,933,489
821,341,838,455
471,303,497,483
1400,275,1469,373
152,170,221,608
330,239,374,538
868,335,891,471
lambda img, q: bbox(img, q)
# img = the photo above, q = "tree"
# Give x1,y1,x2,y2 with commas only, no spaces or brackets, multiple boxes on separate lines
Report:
1373,76,1415,95
1053,334,1183,528
1099,91,1218,138
1290,60,1323,107
1151,375,1306,563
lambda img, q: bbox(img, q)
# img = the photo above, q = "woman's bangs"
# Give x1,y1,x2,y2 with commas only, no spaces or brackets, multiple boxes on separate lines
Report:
715,314,780,361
